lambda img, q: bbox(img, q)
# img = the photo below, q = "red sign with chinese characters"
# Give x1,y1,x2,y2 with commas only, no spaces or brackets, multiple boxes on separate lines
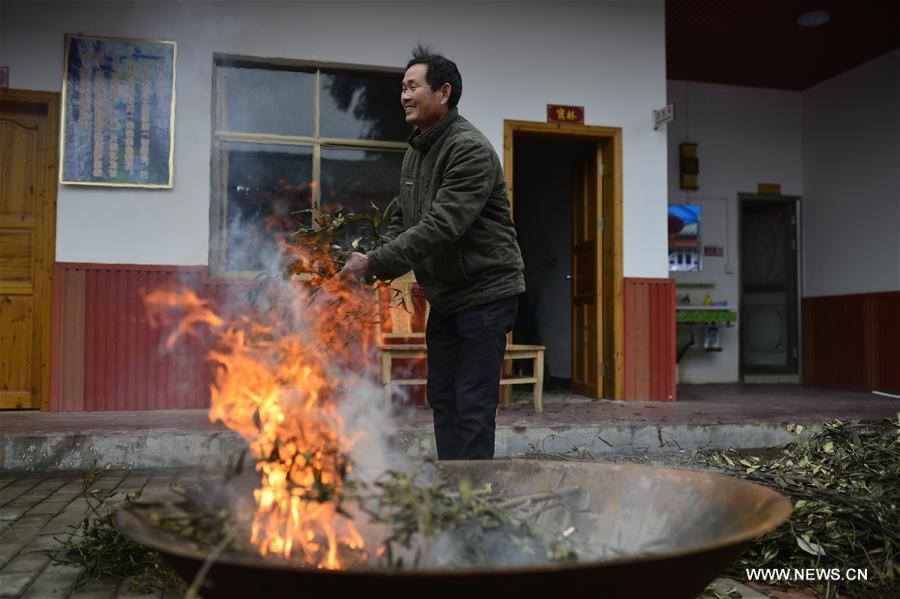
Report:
547,104,584,124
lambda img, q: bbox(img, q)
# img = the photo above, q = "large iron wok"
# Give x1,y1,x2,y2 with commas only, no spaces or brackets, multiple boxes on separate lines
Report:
116,460,791,598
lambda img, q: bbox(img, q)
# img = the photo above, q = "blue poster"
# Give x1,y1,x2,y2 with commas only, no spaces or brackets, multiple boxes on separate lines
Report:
61,35,176,188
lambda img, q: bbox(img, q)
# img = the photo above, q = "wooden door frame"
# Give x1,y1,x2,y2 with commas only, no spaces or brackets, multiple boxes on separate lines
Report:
0,88,60,410
503,120,624,400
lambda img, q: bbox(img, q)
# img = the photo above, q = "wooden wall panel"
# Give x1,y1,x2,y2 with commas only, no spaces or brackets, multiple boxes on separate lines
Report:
624,277,675,401
877,293,900,392
51,263,254,412
803,290,900,391
53,264,676,410
58,269,85,411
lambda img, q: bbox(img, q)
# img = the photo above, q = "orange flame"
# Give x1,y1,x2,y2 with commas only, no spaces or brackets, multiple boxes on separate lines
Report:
145,246,380,569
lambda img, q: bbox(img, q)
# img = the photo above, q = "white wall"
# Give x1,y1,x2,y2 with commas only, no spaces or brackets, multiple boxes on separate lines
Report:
0,0,669,277
666,80,803,383
802,49,900,297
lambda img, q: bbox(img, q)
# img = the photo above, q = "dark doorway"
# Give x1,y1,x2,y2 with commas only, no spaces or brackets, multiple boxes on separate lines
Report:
739,196,800,377
512,135,596,390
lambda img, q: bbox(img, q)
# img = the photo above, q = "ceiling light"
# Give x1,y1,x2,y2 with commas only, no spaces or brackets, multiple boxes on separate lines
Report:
797,10,831,28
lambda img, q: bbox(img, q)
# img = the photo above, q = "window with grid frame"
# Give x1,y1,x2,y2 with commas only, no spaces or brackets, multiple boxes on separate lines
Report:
209,56,409,275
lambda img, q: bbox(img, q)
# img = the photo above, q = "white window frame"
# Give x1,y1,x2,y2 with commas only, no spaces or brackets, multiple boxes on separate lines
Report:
209,54,408,277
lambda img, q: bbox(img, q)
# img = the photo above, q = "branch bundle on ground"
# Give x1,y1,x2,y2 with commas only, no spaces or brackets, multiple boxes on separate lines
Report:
697,418,899,599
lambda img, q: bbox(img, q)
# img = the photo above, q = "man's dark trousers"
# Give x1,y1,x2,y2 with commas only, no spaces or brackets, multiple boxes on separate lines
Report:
425,294,519,460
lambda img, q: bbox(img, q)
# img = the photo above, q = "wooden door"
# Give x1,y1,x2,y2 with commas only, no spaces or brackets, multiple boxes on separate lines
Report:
0,90,59,409
571,145,604,397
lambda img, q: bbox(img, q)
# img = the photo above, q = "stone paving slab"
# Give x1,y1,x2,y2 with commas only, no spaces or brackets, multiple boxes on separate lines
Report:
0,469,184,599
704,577,769,598
21,563,85,598
67,578,120,599
2,551,52,575
0,571,38,597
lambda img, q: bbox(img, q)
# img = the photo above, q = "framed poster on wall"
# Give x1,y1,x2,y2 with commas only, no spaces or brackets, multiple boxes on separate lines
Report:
60,34,176,188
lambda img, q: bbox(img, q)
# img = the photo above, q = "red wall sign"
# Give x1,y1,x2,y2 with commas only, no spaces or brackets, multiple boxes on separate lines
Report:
547,104,584,124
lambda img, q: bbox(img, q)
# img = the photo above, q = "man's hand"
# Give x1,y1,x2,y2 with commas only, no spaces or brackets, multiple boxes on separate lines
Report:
339,251,374,282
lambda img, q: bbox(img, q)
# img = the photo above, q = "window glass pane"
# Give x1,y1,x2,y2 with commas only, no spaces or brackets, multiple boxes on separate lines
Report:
222,142,313,271
320,72,410,141
320,147,404,248
219,65,315,136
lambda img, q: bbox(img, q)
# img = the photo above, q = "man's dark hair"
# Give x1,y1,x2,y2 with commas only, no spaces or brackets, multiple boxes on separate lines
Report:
407,43,462,109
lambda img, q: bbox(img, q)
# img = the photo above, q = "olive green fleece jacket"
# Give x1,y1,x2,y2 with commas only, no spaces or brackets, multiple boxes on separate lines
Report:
367,108,525,316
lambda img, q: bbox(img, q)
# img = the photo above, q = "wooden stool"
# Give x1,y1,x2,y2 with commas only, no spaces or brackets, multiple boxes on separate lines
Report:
378,343,545,413
501,344,545,413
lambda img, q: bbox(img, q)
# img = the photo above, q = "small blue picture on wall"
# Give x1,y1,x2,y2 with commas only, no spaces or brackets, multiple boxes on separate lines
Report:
668,203,702,272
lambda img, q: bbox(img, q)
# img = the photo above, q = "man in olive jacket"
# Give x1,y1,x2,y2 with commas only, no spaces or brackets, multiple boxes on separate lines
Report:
341,45,525,460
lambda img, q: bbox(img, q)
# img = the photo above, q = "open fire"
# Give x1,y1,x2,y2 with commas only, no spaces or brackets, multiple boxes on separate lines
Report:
145,239,380,570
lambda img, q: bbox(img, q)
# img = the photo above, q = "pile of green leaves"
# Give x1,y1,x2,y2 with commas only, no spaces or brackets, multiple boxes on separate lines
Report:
698,418,899,599
51,468,185,593
352,467,578,568
246,200,404,335
274,199,397,285
310,198,398,254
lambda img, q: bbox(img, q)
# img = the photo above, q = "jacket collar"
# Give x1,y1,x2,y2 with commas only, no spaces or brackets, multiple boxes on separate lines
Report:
408,107,459,154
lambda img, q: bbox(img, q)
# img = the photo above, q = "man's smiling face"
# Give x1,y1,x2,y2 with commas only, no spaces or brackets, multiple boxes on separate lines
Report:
401,63,449,132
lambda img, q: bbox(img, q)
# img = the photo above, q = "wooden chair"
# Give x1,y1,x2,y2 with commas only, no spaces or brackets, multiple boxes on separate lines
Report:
378,343,545,413
376,275,545,412
500,344,545,412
